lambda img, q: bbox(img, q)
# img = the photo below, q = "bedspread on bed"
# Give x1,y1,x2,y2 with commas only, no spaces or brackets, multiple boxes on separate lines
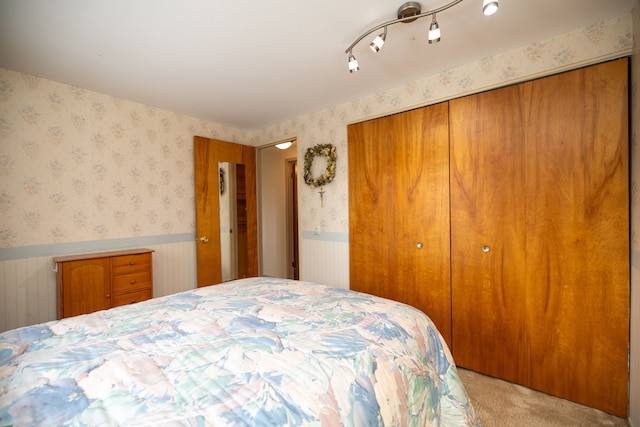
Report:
0,277,478,427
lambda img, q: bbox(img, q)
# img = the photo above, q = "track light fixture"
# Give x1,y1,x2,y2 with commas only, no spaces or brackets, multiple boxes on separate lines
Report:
345,0,499,73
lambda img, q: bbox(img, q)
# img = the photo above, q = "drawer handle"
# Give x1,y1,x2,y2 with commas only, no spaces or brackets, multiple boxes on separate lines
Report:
129,261,136,265
106,294,111,298
130,280,136,284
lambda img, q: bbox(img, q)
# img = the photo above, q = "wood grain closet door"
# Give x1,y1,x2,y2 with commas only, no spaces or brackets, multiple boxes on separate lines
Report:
450,59,629,417
522,59,629,417
450,83,527,382
348,103,451,345
348,114,396,294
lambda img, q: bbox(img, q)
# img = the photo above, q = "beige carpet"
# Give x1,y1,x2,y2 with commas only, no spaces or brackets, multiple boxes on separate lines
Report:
458,368,629,426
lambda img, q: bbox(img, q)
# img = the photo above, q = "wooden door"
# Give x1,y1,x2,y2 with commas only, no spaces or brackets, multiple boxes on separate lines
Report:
450,83,527,381
450,59,629,416
194,136,258,287
522,59,629,416
348,103,452,345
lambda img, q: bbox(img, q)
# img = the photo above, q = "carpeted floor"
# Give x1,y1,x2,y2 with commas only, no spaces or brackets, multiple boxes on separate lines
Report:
458,368,629,426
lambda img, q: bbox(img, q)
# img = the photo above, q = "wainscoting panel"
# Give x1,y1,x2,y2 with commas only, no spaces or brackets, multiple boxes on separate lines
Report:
0,241,198,334
148,241,198,298
0,256,58,333
3,238,346,334
299,237,349,290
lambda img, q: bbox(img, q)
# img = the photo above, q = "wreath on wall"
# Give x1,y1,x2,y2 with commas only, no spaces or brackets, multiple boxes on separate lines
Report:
303,144,337,188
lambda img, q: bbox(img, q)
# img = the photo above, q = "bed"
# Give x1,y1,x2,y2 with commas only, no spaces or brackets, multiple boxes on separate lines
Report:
0,277,478,426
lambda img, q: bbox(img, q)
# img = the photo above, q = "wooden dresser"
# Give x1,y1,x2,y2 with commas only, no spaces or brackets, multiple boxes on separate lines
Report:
53,248,154,318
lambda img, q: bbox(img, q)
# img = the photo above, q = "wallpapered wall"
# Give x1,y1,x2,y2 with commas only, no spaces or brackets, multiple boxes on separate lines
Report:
0,78,251,248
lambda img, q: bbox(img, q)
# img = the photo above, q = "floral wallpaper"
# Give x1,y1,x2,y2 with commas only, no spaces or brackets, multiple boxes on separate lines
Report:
0,73,251,248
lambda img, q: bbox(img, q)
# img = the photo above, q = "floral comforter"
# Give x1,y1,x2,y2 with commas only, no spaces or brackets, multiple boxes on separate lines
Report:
0,277,478,426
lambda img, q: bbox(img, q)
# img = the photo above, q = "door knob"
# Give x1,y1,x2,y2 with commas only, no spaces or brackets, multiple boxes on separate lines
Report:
200,236,209,243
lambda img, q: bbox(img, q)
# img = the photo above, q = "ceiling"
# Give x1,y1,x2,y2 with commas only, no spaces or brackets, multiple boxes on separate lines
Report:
0,0,635,130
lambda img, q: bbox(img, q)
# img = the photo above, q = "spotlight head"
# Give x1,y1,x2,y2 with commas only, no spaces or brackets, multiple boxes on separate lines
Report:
370,27,387,53
348,53,359,73
370,35,385,52
428,16,441,44
483,0,499,16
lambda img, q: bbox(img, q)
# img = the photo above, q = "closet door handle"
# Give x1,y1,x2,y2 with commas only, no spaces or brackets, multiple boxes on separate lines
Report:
416,242,423,249
481,245,491,253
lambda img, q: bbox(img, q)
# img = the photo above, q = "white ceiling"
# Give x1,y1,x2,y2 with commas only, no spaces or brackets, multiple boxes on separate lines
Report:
0,0,635,130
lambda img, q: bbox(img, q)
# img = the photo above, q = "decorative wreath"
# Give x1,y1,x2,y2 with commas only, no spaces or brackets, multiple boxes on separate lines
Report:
303,143,337,188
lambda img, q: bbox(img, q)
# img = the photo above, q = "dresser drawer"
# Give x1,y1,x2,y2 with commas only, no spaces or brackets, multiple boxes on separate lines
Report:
112,253,152,276
112,289,152,307
113,271,152,294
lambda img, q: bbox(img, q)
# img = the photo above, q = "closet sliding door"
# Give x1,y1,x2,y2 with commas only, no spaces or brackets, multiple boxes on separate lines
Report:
522,59,629,417
348,103,452,345
450,58,629,417
449,83,527,383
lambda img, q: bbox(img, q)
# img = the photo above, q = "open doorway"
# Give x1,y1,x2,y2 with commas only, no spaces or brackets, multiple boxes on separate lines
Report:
257,140,299,279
